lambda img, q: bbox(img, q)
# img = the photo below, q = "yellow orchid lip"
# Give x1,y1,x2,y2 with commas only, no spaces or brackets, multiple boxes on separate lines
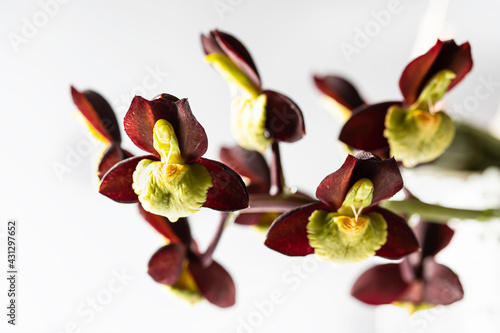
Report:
132,119,213,222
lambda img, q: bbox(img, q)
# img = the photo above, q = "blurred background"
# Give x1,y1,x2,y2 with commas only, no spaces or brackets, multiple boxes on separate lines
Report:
1,0,500,332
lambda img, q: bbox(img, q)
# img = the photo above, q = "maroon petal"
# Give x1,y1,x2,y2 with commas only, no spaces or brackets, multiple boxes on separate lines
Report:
399,40,443,106
214,30,261,89
316,154,403,210
97,143,133,179
173,99,208,163
148,243,187,286
188,260,236,308
138,204,193,245
399,40,472,106
199,158,249,211
339,101,400,152
265,202,328,256
201,33,224,55
351,264,408,305
423,258,464,305
428,41,472,93
99,155,158,203
219,146,270,193
370,207,419,259
313,75,365,111
264,90,305,143
234,213,265,226
415,221,455,258
71,87,121,143
123,96,178,157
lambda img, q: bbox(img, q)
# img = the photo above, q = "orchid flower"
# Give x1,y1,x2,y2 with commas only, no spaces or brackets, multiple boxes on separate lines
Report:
265,153,418,262
202,30,305,153
98,93,249,222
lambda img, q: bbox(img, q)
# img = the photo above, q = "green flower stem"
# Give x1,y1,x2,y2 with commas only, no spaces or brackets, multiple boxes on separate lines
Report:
270,141,286,196
380,198,500,223
244,194,316,214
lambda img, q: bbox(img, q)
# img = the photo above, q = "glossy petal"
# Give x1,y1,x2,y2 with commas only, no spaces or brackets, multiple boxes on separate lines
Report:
123,96,177,158
173,98,208,163
188,260,236,308
71,87,121,143
316,154,403,210
415,221,454,258
371,207,419,259
214,30,261,89
99,155,158,203
351,264,408,305
199,158,249,211
339,101,400,152
148,243,187,286
313,75,365,110
399,41,442,106
201,33,224,55
265,202,328,256
97,143,132,179
264,90,305,143
423,258,464,305
138,204,193,245
219,146,270,193
399,40,472,105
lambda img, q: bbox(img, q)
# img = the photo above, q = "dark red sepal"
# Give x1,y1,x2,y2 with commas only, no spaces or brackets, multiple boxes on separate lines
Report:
370,206,419,259
148,243,187,286
219,146,270,193
71,86,121,143
339,101,400,152
265,202,328,256
188,259,236,308
351,263,408,305
214,30,261,90
171,98,208,163
97,143,133,179
138,204,193,245
199,158,249,211
123,96,178,158
316,154,403,210
399,40,472,106
264,90,305,143
422,258,463,305
99,155,158,203
313,75,365,111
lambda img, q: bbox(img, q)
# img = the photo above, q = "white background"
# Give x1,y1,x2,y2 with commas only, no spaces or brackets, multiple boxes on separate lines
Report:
1,0,500,332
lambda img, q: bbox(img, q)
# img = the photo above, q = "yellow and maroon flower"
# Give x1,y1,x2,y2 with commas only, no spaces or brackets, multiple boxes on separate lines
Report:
351,221,463,313
140,205,235,308
202,30,305,153
98,94,249,222
265,153,418,262
317,40,473,167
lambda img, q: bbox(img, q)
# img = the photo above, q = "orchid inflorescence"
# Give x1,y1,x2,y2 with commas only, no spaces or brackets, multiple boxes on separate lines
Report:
71,29,500,313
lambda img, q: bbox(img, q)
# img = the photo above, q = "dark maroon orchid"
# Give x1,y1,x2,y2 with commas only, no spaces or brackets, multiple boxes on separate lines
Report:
71,86,132,178
141,205,235,308
352,220,463,313
98,93,249,222
317,40,473,167
202,30,305,153
265,153,418,262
